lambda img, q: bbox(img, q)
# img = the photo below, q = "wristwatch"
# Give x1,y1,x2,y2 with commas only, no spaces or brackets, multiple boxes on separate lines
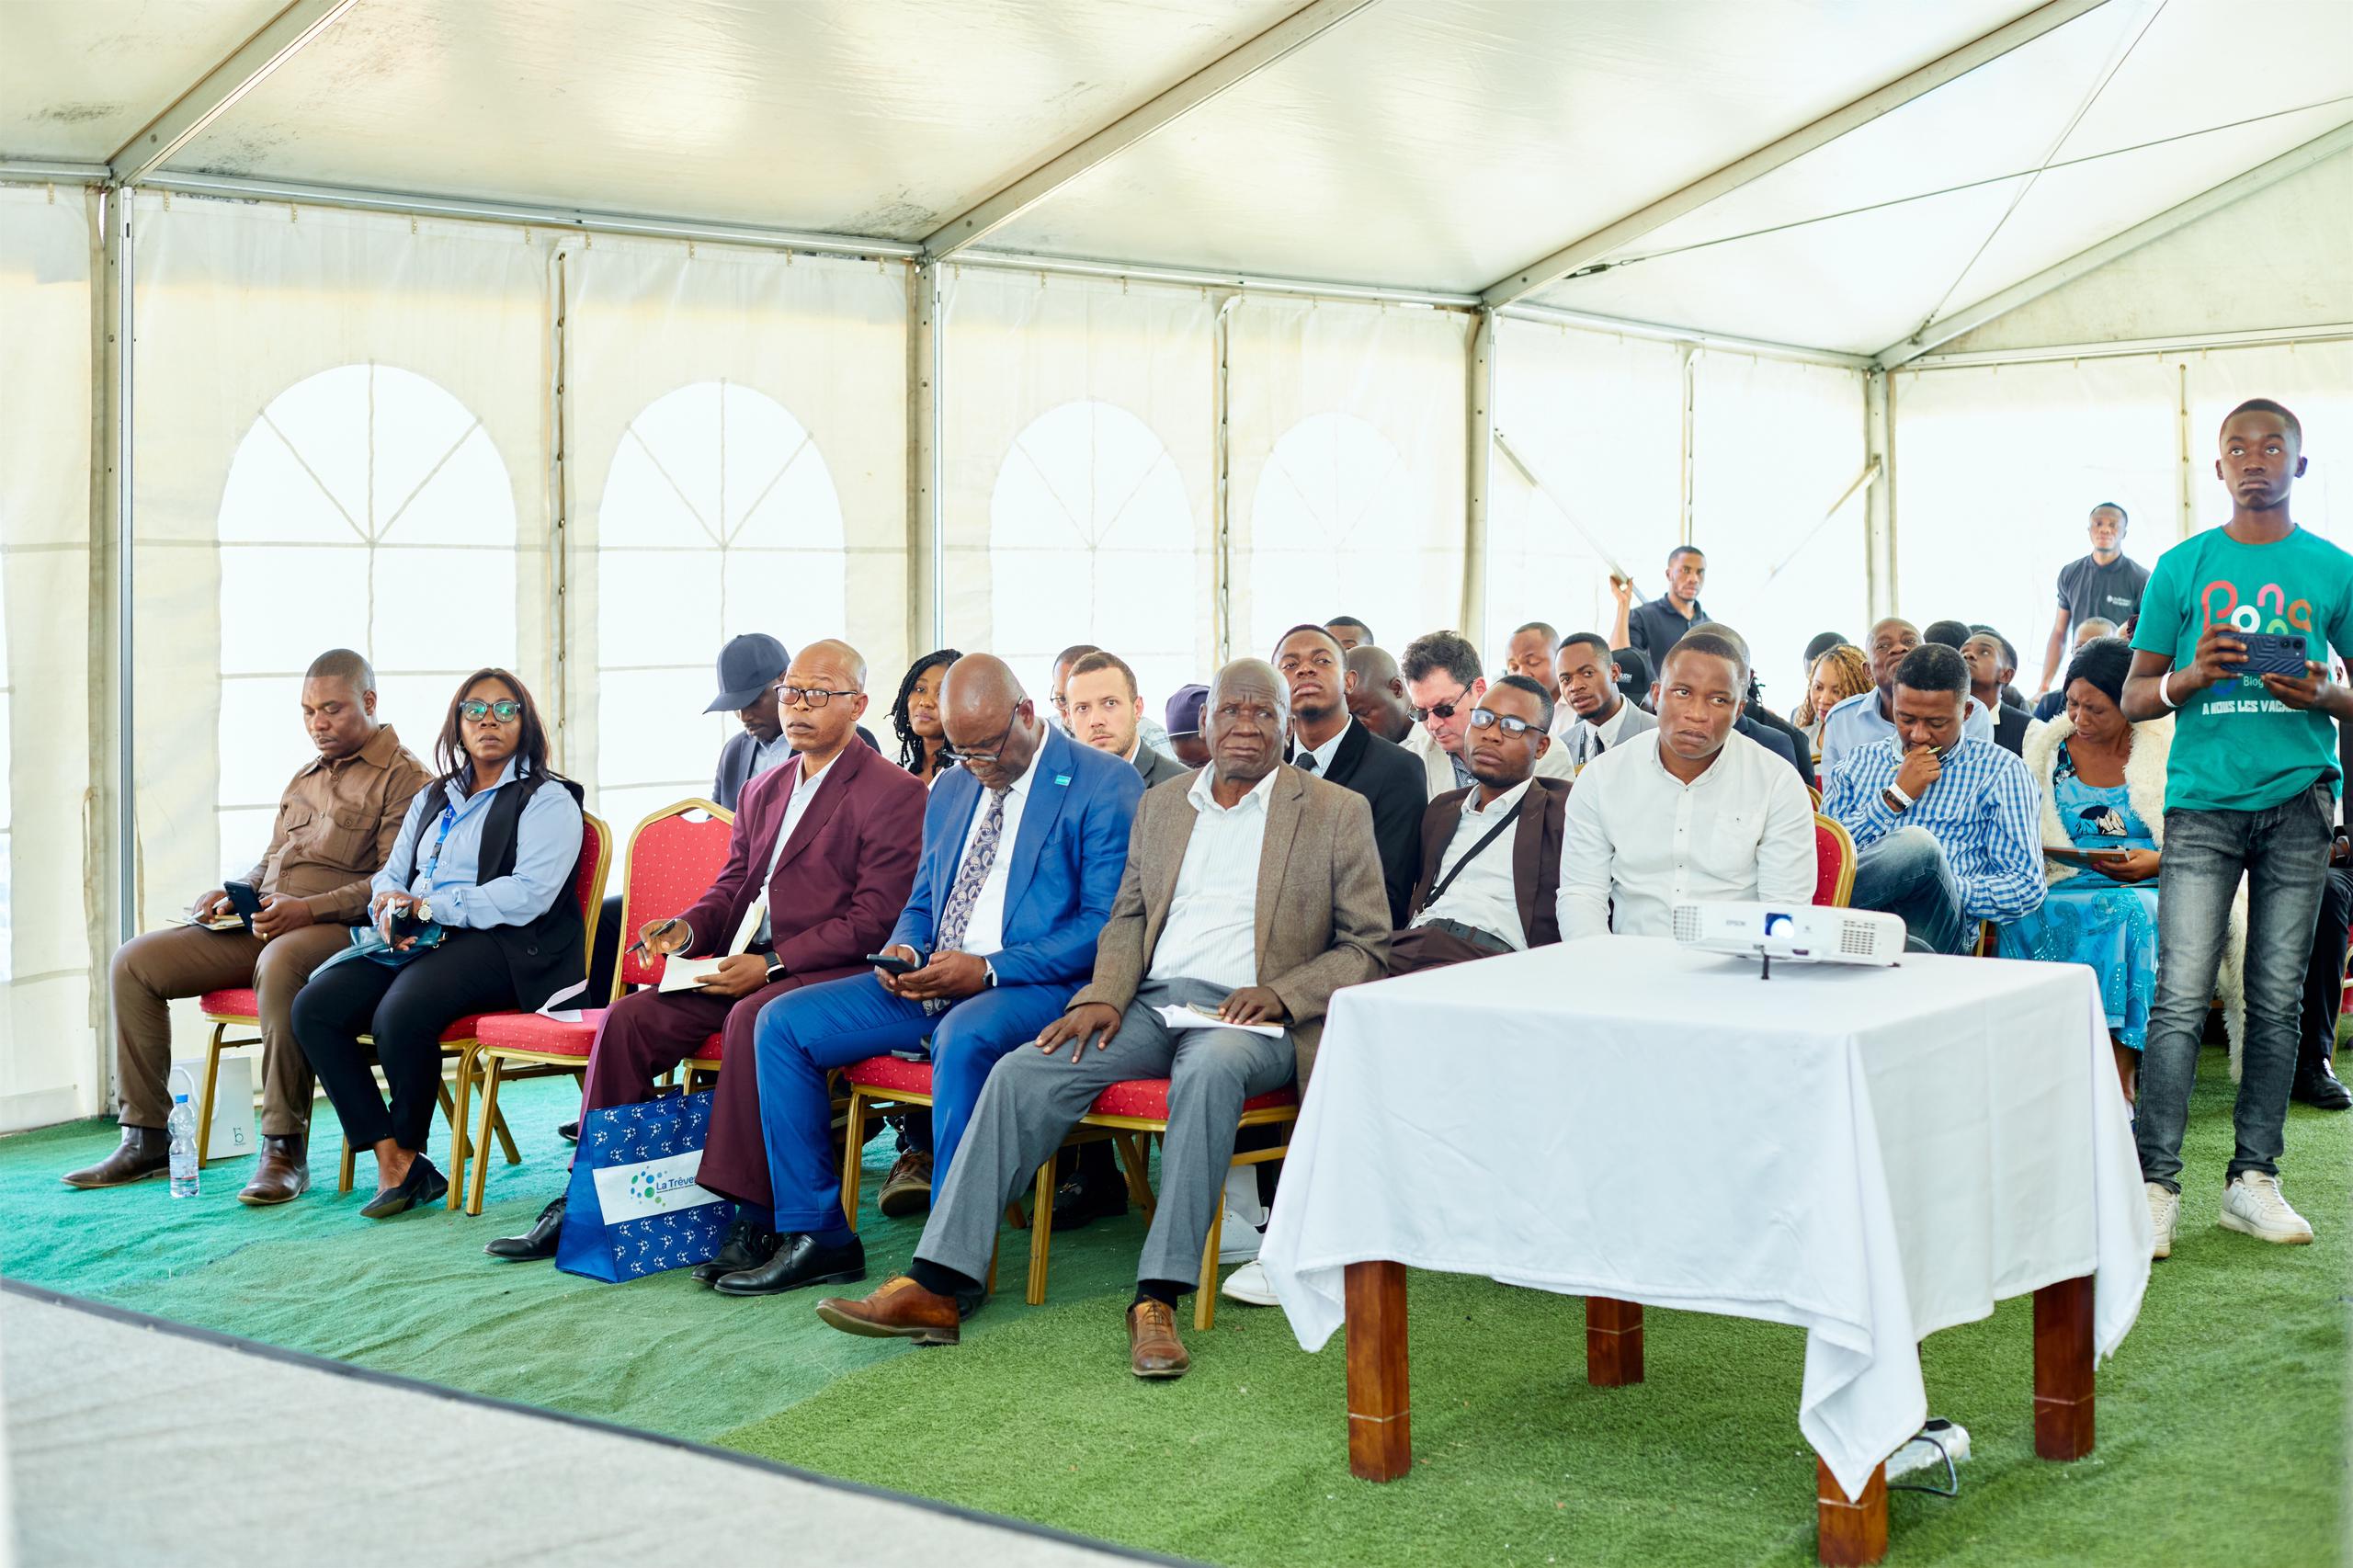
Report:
764,956,789,986
414,896,434,923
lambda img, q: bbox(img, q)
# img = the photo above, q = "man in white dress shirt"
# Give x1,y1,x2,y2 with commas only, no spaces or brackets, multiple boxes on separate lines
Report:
1558,633,1816,940
814,658,1389,1379
1552,631,1659,768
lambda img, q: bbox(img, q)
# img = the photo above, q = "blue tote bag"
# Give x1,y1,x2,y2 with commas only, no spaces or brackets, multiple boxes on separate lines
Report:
554,1089,738,1282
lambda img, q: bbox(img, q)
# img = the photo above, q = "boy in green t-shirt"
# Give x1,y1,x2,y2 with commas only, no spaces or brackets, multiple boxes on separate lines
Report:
2123,399,2349,1258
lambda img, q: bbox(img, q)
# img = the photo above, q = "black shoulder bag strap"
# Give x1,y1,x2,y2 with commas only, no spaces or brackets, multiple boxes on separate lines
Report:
1413,797,1527,916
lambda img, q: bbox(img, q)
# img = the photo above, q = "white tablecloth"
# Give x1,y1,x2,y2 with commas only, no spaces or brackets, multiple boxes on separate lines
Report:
1259,936,2152,1498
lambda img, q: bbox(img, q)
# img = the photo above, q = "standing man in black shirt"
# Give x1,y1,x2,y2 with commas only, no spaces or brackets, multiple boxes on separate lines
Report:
2035,503,2150,699
1611,545,1707,673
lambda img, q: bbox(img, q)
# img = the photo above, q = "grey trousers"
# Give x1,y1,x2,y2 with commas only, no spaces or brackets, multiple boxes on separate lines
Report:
913,977,1296,1290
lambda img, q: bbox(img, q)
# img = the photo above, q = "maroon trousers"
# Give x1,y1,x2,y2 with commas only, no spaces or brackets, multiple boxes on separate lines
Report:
579,973,830,1210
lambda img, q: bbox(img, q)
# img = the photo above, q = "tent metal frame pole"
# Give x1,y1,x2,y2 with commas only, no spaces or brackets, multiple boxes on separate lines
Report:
1212,293,1241,665
927,267,949,651
1900,322,2353,369
907,264,944,657
109,0,358,184
1497,302,1868,369
1877,121,2353,369
1462,308,1495,641
925,0,1381,259
95,187,135,1108
1478,0,2112,308
1864,370,1898,622
1677,344,1697,548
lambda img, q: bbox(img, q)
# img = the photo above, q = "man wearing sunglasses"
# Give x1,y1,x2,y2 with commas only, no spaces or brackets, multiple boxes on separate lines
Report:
1389,675,1572,974
1399,630,1576,802
486,641,926,1266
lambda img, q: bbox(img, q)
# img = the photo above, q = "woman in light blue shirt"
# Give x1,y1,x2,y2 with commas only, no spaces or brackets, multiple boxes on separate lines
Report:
292,668,585,1218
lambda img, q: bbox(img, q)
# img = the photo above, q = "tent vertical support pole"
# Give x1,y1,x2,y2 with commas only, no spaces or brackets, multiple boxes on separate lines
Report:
1677,343,1696,548
909,262,943,655
1463,307,1495,642
1211,292,1239,665
547,247,572,767
94,185,134,1112
1864,369,1897,621
2175,360,2193,546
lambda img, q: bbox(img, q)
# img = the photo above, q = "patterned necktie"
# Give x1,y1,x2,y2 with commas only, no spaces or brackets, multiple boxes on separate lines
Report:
927,788,1008,1014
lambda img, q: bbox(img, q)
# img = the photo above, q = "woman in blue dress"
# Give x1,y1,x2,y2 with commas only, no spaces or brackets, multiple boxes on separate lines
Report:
2004,638,2164,1104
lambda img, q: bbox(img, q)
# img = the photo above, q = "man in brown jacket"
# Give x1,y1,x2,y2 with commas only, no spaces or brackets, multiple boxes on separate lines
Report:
1389,673,1572,974
813,657,1389,1378
63,650,429,1204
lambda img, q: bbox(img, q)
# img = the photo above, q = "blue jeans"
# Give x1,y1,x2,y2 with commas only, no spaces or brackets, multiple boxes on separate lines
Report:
751,971,1073,1234
1850,826,1972,956
2138,781,2334,1192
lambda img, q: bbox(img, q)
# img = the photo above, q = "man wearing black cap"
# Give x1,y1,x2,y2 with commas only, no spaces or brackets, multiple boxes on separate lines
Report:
710,633,797,812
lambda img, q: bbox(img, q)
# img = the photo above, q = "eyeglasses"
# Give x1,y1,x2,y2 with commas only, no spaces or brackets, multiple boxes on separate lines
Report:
958,710,1022,766
1467,707,1538,737
459,699,521,724
776,685,859,710
1410,688,1470,723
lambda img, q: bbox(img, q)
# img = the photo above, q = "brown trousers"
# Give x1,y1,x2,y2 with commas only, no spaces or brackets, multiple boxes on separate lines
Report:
110,921,348,1135
1383,923,1507,976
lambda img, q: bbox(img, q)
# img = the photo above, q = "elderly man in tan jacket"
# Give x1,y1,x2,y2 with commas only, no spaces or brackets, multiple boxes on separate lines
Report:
814,657,1389,1378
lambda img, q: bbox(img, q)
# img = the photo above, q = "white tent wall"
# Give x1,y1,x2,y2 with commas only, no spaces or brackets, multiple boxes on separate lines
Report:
938,267,1218,707
1228,296,1469,662
0,186,97,1130
126,193,554,1071
563,236,910,831
1931,151,2353,357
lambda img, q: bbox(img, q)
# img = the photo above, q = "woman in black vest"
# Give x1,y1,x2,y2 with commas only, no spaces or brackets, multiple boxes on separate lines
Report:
293,669,585,1217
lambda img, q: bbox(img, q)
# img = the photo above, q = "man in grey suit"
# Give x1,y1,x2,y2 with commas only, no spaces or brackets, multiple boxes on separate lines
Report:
1063,650,1190,788
1553,631,1658,773
813,658,1390,1380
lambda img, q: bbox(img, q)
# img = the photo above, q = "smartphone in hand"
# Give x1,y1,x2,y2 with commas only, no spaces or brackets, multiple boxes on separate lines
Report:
222,880,265,933
866,951,919,976
2238,631,2312,679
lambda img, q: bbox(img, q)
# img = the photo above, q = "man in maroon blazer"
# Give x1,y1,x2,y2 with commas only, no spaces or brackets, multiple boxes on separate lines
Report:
484,640,925,1263
1387,674,1571,974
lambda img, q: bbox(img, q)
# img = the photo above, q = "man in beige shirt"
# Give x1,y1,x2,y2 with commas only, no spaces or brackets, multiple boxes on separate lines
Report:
63,649,429,1204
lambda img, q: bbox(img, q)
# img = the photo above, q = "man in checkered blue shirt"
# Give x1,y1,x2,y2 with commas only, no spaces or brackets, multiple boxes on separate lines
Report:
1821,643,2044,955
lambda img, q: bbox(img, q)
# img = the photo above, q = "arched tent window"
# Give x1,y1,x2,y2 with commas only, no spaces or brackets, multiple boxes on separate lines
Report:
989,399,1196,704
214,363,517,875
1245,411,1423,656
595,381,846,828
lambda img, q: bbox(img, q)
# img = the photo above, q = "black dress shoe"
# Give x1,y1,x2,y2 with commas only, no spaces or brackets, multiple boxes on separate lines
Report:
2292,1059,2353,1110
712,1232,866,1297
358,1155,447,1219
558,1119,580,1143
690,1215,780,1285
485,1197,567,1260
1051,1174,1128,1232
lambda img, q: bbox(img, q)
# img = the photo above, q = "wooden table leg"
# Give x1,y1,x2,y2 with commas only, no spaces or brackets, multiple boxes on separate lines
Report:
1585,1296,1644,1386
1815,1456,1888,1566
1346,1260,1411,1482
2033,1273,2096,1460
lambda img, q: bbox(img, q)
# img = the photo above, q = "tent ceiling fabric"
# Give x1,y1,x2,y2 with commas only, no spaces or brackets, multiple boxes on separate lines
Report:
2,0,2346,354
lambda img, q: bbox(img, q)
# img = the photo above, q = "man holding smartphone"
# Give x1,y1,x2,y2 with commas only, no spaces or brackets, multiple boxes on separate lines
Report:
64,650,429,1204
2121,399,2353,1258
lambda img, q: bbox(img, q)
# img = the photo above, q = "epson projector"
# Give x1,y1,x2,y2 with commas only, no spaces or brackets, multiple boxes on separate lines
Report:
1672,902,1905,970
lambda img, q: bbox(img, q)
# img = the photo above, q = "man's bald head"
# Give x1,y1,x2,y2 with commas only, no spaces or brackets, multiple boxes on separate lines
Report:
778,639,870,763
1345,642,1411,741
795,638,865,690
1205,658,1289,790
1865,618,1922,691
941,653,1040,789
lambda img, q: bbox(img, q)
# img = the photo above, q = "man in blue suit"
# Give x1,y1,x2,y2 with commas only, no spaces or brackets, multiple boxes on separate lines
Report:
716,653,1144,1297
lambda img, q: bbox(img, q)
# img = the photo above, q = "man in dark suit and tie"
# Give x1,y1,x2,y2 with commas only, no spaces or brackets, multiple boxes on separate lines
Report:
717,653,1144,1296
1390,675,1572,972
483,640,925,1265
1274,623,1425,924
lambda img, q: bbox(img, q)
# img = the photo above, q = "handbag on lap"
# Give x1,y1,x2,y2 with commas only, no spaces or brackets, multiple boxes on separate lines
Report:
554,1089,736,1282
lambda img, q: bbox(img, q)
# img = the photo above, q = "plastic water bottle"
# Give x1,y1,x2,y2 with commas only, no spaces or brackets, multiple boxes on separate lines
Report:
166,1084,199,1199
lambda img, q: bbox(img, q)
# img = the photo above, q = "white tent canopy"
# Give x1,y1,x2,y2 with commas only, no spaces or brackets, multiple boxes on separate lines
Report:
1,0,2348,1127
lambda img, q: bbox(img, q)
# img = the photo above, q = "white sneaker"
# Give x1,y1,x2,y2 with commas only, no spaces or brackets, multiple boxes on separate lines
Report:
2217,1171,2314,1244
1217,1208,1264,1263
1220,1258,1279,1306
2146,1182,2178,1259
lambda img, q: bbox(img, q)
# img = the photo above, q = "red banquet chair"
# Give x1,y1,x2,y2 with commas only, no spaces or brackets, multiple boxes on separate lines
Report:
1812,812,1856,908
456,799,726,1214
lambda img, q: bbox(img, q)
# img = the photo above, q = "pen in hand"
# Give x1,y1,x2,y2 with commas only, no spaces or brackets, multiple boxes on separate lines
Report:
627,918,679,963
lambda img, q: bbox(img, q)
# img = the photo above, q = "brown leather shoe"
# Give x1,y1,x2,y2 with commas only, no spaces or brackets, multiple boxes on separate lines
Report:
61,1126,169,1188
876,1149,934,1218
237,1134,310,1206
813,1275,961,1346
1128,1301,1189,1380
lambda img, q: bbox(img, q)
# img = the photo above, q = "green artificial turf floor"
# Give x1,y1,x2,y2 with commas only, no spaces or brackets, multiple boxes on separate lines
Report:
3,1049,2345,1568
